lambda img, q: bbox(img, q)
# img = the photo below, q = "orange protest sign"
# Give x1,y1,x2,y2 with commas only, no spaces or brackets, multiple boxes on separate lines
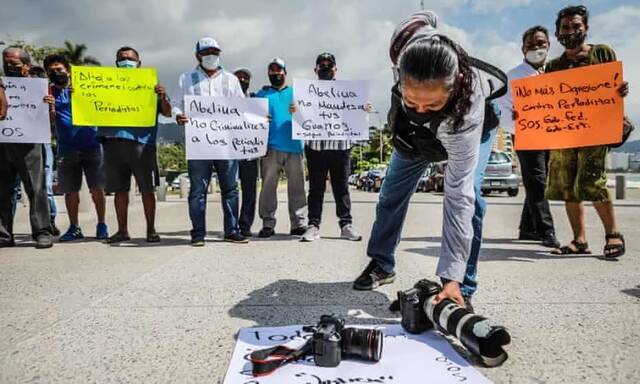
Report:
512,61,624,150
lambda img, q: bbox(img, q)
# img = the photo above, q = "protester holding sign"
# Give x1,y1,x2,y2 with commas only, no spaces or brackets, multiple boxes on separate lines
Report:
97,46,172,244
255,58,308,238
293,53,362,243
0,77,6,120
172,37,247,245
353,12,504,310
497,26,559,248
545,5,629,258
42,54,108,242
0,47,53,248
233,67,259,237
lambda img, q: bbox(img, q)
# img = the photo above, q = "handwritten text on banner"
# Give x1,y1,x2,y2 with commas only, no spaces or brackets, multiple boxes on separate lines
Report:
512,61,624,150
71,66,158,127
0,77,50,143
292,79,369,141
185,96,269,160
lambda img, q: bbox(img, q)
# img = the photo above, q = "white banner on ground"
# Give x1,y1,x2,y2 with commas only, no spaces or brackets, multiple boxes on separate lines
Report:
0,77,51,143
184,96,269,160
224,324,491,384
292,79,369,141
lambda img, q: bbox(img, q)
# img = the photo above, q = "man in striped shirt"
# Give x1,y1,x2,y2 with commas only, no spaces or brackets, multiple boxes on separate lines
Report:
301,53,362,242
172,37,247,246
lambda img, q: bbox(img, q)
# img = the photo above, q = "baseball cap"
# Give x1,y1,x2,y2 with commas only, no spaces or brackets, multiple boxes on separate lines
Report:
268,57,286,70
316,52,336,66
195,37,221,53
233,67,252,78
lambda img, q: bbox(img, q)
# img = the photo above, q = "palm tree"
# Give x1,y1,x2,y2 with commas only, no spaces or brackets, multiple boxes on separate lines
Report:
60,40,100,66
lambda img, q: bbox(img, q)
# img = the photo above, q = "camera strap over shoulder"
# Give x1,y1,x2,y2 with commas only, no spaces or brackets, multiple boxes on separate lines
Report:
249,339,312,377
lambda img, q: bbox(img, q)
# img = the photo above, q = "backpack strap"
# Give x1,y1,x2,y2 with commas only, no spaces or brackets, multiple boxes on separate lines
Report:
469,57,508,100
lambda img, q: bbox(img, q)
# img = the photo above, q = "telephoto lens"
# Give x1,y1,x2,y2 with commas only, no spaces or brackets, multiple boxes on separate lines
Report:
424,293,511,367
340,328,383,362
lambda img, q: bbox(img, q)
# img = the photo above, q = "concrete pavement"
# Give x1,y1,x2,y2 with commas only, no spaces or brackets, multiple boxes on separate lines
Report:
0,188,638,383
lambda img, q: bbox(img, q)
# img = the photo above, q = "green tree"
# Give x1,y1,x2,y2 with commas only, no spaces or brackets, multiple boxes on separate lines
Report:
3,40,60,64
60,40,100,65
157,143,187,174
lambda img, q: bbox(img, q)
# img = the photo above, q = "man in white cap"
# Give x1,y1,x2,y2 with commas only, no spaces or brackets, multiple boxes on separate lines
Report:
172,37,247,246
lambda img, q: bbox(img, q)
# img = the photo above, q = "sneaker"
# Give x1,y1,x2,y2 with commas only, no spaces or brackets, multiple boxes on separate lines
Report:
258,227,275,238
290,226,307,236
35,234,53,249
59,225,84,242
51,223,61,236
340,224,362,241
541,231,561,248
224,232,249,243
0,238,16,248
191,238,205,247
96,223,109,240
240,228,253,237
301,225,320,242
353,260,396,290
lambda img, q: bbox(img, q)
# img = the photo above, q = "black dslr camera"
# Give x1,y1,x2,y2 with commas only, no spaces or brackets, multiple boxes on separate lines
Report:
398,279,511,367
302,314,383,367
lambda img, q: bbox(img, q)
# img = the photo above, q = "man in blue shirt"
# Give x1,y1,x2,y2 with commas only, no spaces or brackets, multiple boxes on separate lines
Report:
43,54,107,241
255,58,307,238
98,46,172,243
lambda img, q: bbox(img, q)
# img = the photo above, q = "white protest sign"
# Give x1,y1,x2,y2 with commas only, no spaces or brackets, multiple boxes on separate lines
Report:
224,324,491,384
0,77,51,143
184,96,269,160
292,79,369,141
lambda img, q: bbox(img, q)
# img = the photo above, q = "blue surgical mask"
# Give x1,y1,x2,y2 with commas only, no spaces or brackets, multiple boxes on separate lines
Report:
116,59,138,68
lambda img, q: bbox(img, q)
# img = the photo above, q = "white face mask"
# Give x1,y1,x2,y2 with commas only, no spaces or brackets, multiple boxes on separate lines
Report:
200,54,220,70
525,48,547,65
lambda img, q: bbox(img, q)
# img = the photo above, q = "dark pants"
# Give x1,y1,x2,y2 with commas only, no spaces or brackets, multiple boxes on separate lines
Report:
238,159,258,232
516,149,555,236
0,143,52,241
305,147,352,228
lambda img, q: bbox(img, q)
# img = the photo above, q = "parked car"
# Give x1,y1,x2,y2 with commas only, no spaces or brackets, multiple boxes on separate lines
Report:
419,161,446,193
481,151,519,196
416,164,433,192
170,172,190,191
355,171,369,190
363,168,387,192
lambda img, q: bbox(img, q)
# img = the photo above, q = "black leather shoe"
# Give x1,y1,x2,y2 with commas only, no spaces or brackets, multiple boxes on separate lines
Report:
542,232,561,248
258,227,275,238
518,231,541,241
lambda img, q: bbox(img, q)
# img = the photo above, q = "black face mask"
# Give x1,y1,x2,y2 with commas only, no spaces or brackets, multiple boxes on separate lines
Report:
558,31,586,50
3,65,24,77
269,74,285,88
239,80,250,94
49,71,69,86
317,67,334,80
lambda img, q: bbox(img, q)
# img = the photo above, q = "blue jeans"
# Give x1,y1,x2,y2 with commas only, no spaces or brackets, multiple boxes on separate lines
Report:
461,128,496,297
187,160,240,239
366,128,496,297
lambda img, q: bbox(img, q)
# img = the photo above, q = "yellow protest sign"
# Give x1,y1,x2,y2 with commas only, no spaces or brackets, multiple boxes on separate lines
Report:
71,66,158,127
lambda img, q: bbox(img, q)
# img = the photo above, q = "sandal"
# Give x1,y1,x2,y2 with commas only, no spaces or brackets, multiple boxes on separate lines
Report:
106,231,131,244
604,232,625,259
146,232,161,243
551,240,592,255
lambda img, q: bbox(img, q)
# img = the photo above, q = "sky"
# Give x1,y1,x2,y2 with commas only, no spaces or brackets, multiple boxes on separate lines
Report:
1,0,639,135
